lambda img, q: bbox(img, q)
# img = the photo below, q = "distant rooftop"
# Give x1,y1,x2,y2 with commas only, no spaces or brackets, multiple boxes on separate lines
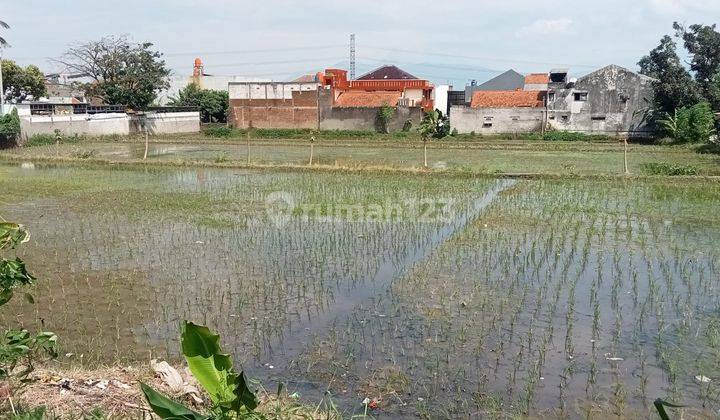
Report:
357,65,418,80
334,91,402,107
524,73,549,85
471,90,545,108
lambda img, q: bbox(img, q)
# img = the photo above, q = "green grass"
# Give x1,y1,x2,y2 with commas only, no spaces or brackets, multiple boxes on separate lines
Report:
5,137,719,177
641,162,700,176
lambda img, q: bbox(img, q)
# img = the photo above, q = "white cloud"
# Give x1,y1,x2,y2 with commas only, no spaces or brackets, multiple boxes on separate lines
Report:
516,18,573,38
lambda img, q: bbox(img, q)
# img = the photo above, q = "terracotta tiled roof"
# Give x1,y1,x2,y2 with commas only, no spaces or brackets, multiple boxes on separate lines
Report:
357,65,417,80
334,91,402,107
471,90,545,108
524,73,549,85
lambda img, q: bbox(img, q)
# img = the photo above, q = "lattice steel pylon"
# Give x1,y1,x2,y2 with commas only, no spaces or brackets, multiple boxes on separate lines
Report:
350,34,356,80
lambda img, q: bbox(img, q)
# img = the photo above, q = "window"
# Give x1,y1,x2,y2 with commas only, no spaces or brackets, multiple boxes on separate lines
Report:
591,116,606,121
574,92,588,102
549,116,556,120
561,115,569,122
548,92,556,102
484,116,493,121
511,116,520,121
483,122,493,128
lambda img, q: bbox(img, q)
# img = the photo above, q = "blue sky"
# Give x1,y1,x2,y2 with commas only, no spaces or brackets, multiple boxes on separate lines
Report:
1,0,719,87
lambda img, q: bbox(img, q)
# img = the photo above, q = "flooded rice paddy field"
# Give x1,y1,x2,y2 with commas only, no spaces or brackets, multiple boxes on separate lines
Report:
1,162,720,417
7,141,720,175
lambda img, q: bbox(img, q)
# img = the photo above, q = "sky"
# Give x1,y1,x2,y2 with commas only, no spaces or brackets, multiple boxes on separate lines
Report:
1,0,719,88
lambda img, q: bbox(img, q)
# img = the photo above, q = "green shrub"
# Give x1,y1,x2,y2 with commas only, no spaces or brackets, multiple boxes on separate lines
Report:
203,126,234,138
25,133,83,147
402,119,413,132
641,162,700,176
0,109,21,147
214,152,230,163
658,102,716,143
541,131,613,142
24,134,56,147
71,149,97,159
376,105,395,134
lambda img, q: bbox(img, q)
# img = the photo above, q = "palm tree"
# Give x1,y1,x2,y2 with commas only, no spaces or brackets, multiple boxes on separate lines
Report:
0,20,9,47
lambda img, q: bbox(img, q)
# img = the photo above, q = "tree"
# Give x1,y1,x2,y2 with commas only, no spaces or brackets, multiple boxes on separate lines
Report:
657,102,716,143
56,35,170,109
638,35,701,115
674,22,720,110
0,108,20,147
0,20,9,47
375,105,395,134
419,110,449,168
1,60,46,102
170,83,228,123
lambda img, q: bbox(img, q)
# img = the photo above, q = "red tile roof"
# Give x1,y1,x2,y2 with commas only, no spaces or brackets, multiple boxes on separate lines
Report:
524,73,549,85
334,91,402,108
471,90,545,108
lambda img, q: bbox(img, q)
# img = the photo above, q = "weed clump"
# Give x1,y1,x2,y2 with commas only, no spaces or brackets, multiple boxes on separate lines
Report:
203,126,234,138
641,162,699,176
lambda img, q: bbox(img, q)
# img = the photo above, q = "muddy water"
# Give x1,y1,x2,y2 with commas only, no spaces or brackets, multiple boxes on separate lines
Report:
2,163,719,418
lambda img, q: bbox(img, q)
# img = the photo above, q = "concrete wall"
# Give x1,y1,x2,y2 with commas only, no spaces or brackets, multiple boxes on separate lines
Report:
19,112,200,139
450,106,544,134
319,105,423,132
132,112,201,134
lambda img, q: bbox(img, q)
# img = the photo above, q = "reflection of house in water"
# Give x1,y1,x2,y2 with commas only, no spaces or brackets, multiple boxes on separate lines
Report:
450,65,655,137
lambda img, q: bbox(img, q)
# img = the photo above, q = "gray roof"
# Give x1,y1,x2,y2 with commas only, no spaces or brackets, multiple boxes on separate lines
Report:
357,65,418,80
465,70,525,100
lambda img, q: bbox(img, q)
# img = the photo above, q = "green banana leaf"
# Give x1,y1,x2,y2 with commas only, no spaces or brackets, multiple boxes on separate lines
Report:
140,382,209,420
181,321,258,412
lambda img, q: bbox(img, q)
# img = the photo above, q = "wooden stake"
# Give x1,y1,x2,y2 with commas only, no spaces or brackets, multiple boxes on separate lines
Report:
246,129,251,165
143,126,149,160
309,136,315,165
423,139,428,168
623,138,629,174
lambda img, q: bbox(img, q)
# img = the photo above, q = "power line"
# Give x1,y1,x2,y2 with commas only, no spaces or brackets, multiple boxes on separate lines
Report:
359,45,601,69
183,56,347,69
162,44,348,58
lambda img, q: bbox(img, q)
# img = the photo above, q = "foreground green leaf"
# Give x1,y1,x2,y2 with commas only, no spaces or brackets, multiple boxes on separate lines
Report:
140,382,209,420
653,398,685,420
181,321,258,412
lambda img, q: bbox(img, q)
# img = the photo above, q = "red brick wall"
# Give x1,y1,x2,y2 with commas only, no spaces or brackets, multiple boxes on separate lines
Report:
229,90,319,129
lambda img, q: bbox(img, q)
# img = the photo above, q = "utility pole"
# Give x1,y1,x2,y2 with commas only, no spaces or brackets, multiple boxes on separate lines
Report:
349,34,356,81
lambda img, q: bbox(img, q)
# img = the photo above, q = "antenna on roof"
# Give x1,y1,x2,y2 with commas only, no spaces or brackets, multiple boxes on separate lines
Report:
350,34,356,80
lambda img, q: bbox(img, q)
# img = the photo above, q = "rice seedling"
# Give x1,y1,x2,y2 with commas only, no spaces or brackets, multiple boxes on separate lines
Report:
0,163,719,417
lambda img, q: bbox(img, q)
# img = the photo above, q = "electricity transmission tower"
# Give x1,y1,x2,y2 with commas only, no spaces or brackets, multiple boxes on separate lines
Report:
349,34,356,80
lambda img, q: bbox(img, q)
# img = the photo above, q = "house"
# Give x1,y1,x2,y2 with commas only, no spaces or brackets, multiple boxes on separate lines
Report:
450,90,546,134
546,65,654,136
465,70,525,104
322,67,433,110
228,65,432,131
523,73,549,91
450,65,654,137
